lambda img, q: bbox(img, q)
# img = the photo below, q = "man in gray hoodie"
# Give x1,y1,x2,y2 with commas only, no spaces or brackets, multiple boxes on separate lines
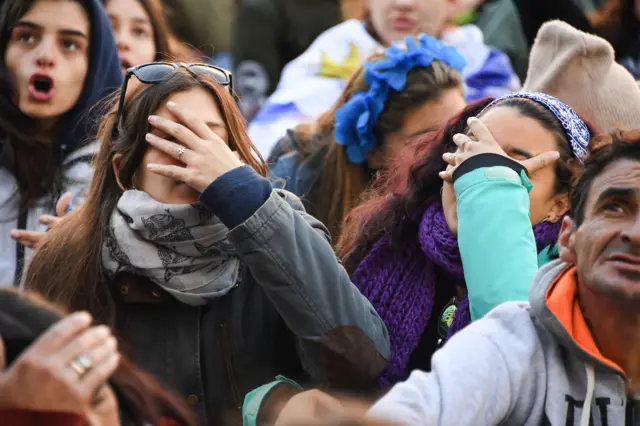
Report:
367,134,640,425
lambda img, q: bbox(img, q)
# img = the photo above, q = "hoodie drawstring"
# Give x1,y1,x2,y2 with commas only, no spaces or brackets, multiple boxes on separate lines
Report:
580,363,595,426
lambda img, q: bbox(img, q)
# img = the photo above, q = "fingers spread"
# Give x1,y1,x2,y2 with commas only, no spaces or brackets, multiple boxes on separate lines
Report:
39,215,62,228
56,192,73,217
10,230,46,248
442,152,456,165
166,101,216,142
146,163,189,182
522,151,560,174
148,115,200,151
467,117,496,143
439,164,456,183
452,133,474,150
145,133,193,164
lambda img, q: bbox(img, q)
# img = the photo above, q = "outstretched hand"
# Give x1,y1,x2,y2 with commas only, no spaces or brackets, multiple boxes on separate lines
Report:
144,101,244,193
10,192,72,249
439,117,560,182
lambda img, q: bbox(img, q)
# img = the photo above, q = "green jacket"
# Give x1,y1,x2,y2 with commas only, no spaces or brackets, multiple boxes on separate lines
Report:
455,160,557,320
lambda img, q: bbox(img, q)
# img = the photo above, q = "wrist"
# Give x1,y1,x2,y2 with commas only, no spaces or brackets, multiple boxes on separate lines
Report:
453,153,526,182
243,376,303,426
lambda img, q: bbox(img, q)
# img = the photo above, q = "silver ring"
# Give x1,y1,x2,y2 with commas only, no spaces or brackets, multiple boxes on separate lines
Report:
176,146,186,160
69,354,93,378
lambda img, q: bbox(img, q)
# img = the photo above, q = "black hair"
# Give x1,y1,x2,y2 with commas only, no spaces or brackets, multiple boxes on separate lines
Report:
571,130,640,226
340,96,592,270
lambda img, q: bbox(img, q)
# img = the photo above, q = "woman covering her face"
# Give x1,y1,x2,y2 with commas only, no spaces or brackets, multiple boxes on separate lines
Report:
25,63,390,425
0,0,122,286
338,92,593,386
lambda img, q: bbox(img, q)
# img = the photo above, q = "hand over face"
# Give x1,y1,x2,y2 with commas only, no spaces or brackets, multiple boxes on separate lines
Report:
144,101,244,193
439,117,559,182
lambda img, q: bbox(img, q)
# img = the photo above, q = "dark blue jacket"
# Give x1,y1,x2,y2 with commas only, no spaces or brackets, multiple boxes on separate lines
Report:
57,0,123,160
0,0,122,286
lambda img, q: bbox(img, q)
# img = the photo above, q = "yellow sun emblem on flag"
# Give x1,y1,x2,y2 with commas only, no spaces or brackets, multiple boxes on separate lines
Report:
317,42,361,81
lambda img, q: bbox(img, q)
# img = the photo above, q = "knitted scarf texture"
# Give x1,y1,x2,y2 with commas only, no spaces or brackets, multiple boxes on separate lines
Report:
351,201,561,385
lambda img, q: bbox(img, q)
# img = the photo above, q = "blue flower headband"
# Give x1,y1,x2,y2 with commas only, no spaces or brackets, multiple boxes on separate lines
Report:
483,92,590,163
334,34,467,164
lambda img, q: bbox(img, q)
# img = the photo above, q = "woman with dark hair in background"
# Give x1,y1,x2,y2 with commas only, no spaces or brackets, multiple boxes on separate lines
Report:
1,0,122,285
0,289,196,425
338,92,592,386
25,64,389,425
269,35,466,239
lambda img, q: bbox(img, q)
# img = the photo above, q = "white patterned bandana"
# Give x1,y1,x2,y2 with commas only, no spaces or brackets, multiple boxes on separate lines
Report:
102,190,240,306
483,91,591,163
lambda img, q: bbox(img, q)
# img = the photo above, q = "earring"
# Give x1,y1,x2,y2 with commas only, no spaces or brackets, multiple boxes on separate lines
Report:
542,216,552,223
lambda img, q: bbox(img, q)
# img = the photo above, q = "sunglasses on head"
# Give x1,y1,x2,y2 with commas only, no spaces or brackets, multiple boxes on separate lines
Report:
115,62,233,128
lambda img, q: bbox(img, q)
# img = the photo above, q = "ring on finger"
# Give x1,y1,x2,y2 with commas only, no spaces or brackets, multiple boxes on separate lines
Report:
69,354,93,378
176,146,186,161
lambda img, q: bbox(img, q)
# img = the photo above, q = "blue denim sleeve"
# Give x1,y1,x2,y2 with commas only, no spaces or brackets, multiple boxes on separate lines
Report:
199,165,272,230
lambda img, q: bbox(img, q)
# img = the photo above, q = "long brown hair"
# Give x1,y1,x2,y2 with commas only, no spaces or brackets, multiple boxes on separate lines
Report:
282,51,462,239
25,68,267,323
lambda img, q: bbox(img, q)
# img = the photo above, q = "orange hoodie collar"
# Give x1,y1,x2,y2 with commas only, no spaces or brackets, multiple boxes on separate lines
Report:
545,266,625,374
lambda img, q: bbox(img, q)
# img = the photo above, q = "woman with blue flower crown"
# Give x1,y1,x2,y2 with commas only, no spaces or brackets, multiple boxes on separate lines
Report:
269,34,467,240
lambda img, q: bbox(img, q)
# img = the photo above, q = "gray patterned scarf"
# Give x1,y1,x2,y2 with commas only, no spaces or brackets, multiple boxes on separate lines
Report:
102,190,240,305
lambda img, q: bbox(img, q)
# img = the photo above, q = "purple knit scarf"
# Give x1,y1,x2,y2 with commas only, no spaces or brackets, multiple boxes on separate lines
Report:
351,201,561,386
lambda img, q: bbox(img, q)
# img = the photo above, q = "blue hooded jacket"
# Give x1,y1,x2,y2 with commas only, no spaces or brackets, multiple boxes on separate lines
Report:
0,0,122,287
57,0,123,159
0,0,123,161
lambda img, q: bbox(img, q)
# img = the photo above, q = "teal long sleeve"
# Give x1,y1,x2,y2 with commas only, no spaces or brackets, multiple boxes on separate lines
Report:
454,166,538,321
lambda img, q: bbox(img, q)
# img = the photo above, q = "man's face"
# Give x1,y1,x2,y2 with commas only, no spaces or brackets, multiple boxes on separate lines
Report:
561,159,640,301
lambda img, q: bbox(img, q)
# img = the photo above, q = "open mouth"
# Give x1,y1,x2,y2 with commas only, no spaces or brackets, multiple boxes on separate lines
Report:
28,74,54,101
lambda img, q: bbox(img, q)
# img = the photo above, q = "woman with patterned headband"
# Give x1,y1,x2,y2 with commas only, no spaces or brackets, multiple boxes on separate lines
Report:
269,34,467,239
337,91,594,386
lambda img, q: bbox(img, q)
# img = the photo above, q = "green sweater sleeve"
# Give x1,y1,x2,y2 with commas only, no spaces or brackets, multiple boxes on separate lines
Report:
454,166,538,321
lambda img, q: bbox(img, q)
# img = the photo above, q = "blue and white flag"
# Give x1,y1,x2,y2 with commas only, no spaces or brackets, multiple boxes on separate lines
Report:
248,20,521,157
